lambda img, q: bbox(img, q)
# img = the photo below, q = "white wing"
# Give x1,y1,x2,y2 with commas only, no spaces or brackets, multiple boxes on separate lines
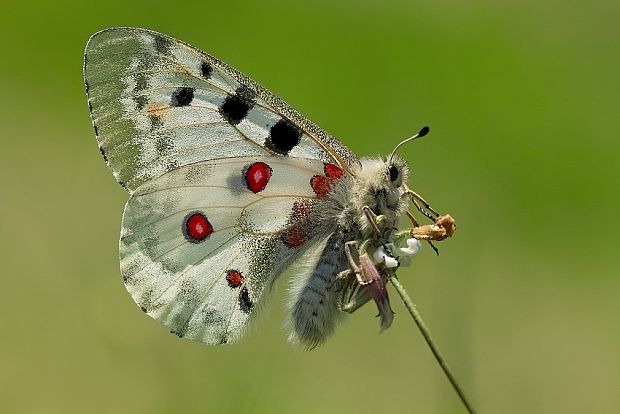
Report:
84,27,359,193
84,27,360,344
120,157,340,344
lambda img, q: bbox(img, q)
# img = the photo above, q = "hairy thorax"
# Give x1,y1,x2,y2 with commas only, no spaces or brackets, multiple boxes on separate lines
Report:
327,156,410,238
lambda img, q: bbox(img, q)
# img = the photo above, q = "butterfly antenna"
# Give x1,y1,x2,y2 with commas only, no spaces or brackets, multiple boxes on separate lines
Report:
388,126,430,164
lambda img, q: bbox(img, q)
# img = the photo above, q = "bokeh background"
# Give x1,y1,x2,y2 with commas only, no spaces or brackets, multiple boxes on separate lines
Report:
1,1,618,413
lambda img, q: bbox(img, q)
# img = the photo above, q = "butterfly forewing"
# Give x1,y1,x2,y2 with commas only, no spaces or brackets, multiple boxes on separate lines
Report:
84,27,359,193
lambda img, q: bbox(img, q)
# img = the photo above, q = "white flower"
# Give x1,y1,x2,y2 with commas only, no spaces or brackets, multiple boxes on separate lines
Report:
397,238,422,267
372,246,399,268
400,238,422,256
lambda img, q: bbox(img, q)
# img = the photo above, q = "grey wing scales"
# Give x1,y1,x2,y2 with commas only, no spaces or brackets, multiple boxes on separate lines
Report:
120,157,330,344
84,27,359,193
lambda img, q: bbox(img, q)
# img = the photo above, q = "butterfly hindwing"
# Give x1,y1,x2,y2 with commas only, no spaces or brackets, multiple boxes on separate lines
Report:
120,157,334,344
84,27,359,193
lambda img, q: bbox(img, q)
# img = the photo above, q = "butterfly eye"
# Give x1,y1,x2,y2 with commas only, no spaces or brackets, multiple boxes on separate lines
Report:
388,165,399,182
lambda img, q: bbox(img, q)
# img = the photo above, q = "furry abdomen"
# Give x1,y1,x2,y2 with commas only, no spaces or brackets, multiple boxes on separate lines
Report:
287,156,409,347
288,232,349,347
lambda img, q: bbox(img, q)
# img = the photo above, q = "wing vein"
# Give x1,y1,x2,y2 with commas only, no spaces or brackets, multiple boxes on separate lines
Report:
151,232,242,305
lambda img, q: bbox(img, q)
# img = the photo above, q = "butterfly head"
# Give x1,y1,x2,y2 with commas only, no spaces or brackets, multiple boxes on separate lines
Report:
348,126,430,237
353,155,410,229
386,154,408,189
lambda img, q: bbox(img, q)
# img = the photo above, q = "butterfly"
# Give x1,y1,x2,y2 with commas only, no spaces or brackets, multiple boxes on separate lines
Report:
84,27,450,348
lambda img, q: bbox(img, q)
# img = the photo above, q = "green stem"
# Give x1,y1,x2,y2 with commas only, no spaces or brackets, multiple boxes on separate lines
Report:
388,272,477,414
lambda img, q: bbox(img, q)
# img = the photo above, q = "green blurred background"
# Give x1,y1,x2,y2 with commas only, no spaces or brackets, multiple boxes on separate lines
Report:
1,0,618,413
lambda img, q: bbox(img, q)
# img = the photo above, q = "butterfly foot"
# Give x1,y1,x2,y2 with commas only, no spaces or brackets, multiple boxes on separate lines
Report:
337,269,353,279
343,241,361,274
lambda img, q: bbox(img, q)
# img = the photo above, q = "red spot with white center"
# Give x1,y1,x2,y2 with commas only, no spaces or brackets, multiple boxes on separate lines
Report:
245,162,272,193
226,269,244,288
311,163,344,198
184,212,213,243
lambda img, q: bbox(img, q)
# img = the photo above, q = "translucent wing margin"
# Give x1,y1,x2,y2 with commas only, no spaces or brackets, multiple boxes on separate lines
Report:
120,157,330,344
84,27,359,193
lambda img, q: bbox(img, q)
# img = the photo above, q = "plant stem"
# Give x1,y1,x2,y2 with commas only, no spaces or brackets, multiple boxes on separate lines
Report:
388,272,477,414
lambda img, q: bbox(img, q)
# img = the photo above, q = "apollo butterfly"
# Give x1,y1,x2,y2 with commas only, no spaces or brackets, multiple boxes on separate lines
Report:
84,27,452,348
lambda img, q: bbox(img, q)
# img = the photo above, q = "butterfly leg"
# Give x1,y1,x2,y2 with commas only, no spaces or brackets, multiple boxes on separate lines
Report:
337,242,375,313
336,239,395,331
363,206,397,245
362,206,382,236
402,186,450,255
403,183,440,222
406,210,421,227
344,241,380,286
337,241,368,311
338,245,395,330
337,241,358,280
343,241,361,273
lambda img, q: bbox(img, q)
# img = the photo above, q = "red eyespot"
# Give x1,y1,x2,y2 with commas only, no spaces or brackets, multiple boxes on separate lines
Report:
282,227,306,248
183,212,213,243
291,199,311,221
226,270,244,288
281,200,313,248
311,163,345,198
310,175,330,198
324,163,344,179
245,162,272,193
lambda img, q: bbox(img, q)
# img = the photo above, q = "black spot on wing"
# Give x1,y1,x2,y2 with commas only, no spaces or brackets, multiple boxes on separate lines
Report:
219,86,255,125
171,87,194,107
200,61,213,79
239,287,253,313
154,35,172,55
165,159,180,172
265,118,302,155
133,61,150,109
179,280,200,306
138,289,155,311
150,113,163,129
134,72,148,92
99,146,108,162
202,307,226,326
155,136,175,162
134,95,148,111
